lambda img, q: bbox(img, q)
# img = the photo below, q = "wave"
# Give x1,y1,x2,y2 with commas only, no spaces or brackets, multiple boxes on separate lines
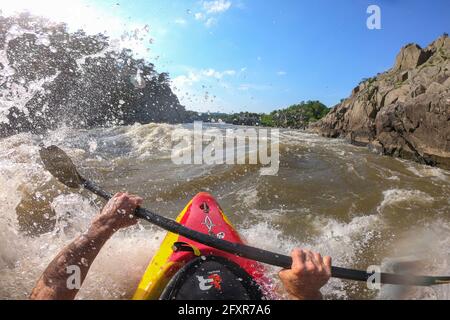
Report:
377,189,435,213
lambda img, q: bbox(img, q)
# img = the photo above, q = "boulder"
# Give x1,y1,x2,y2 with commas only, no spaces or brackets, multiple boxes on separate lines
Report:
393,44,431,71
426,82,446,94
374,93,450,168
384,85,411,106
411,84,426,98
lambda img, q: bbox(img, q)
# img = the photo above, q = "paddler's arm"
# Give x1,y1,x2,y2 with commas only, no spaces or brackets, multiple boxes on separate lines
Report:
279,249,332,300
30,193,142,300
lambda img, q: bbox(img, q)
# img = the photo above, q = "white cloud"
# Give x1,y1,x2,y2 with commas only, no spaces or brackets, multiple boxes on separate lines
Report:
202,68,236,78
277,71,287,76
172,72,201,88
174,18,187,25
202,69,219,78
238,83,272,91
205,17,217,28
171,68,236,92
194,12,205,20
223,70,236,76
171,67,237,110
194,0,232,27
1,0,119,34
203,0,232,14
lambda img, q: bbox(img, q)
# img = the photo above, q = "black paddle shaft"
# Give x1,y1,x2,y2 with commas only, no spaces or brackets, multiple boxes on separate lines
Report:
82,180,448,286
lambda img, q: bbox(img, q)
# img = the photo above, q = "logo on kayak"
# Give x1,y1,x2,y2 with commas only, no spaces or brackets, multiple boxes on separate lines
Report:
216,232,225,239
197,273,222,291
202,216,215,233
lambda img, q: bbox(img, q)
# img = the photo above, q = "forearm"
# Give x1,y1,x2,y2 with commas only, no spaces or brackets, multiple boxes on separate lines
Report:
30,218,114,300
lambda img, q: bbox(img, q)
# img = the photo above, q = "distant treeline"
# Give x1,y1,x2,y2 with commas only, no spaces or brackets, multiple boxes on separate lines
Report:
193,101,330,129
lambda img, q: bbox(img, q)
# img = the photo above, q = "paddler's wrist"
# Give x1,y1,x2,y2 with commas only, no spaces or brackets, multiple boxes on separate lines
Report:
88,215,117,240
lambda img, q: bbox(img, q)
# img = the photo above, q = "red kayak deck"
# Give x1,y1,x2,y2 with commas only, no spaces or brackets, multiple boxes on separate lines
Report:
133,192,270,300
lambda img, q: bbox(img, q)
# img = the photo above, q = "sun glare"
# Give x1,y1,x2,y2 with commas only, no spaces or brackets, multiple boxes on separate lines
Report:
0,0,154,58
1,0,122,34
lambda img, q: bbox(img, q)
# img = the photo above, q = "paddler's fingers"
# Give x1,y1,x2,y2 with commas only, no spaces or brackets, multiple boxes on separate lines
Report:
119,193,142,208
314,252,323,264
323,255,332,269
291,248,306,275
304,250,319,272
313,252,324,273
127,194,143,207
324,256,332,274
135,198,143,207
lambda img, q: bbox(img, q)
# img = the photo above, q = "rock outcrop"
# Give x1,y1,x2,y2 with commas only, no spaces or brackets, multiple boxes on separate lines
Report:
311,34,450,169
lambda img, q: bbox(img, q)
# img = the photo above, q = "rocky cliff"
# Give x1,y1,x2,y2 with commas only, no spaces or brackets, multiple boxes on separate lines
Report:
311,35,450,169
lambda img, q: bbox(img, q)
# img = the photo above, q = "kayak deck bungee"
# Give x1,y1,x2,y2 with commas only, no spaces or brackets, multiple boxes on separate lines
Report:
132,192,269,300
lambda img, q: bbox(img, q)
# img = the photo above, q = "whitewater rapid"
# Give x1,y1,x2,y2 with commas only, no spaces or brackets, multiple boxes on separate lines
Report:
0,123,449,299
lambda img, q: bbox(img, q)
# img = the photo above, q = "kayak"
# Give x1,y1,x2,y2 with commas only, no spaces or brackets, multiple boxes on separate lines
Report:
132,192,270,300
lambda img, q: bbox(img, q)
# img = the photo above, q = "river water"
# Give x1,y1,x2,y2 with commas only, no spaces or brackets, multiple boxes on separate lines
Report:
0,122,449,300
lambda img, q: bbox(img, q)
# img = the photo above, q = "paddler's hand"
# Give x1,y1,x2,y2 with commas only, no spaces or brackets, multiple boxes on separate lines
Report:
279,249,332,300
31,192,142,300
93,192,142,233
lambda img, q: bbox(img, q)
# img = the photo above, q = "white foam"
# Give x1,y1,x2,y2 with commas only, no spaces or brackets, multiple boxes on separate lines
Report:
125,122,178,158
406,164,449,182
377,189,434,213
238,213,383,299
236,186,260,208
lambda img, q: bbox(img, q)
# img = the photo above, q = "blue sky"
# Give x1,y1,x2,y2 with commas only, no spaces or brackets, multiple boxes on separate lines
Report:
4,0,449,113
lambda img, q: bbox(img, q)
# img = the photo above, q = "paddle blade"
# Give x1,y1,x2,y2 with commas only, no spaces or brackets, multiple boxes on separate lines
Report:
39,145,83,189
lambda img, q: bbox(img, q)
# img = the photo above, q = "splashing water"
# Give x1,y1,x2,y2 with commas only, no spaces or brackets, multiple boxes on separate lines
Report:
0,10,449,301
1,123,449,300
